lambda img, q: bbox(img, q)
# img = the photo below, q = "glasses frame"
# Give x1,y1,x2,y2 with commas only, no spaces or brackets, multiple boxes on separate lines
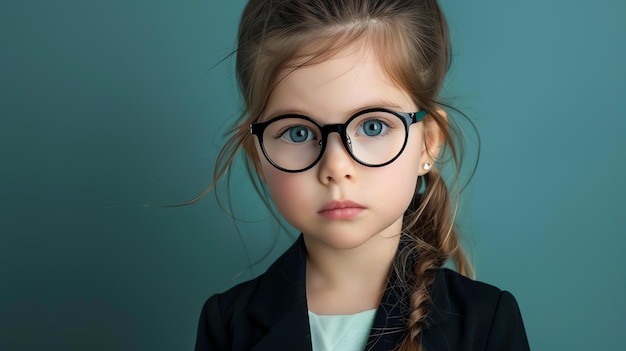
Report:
250,107,427,173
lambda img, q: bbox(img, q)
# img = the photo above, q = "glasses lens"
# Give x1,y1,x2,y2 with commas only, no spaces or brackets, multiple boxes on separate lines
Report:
346,111,408,165
261,117,321,171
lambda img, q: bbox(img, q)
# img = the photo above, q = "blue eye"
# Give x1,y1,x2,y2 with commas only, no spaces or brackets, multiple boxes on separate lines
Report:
359,119,388,136
281,125,315,143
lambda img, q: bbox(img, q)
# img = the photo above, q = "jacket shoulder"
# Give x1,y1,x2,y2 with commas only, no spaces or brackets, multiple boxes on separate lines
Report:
213,275,263,317
195,276,263,351
436,268,503,305
426,268,530,351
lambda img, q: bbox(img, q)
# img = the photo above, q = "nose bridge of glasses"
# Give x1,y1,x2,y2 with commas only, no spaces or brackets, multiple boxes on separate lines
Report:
320,123,344,135
320,123,351,151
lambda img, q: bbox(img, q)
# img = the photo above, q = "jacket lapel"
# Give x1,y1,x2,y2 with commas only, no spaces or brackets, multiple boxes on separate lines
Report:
247,236,313,351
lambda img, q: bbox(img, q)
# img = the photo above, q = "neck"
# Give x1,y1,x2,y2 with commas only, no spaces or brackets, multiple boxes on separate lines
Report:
304,232,400,314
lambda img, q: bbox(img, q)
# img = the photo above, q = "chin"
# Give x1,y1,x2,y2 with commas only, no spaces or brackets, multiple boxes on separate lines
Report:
323,237,373,251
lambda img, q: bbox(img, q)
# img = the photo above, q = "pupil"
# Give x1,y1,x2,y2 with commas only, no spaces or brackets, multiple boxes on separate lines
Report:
364,120,382,136
290,127,308,142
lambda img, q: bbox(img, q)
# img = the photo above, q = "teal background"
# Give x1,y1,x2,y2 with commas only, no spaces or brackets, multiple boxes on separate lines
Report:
1,0,624,350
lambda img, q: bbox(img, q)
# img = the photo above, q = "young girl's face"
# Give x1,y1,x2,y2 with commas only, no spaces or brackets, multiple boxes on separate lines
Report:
256,42,431,251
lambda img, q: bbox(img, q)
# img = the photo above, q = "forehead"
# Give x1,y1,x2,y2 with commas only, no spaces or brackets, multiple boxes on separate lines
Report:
263,41,415,122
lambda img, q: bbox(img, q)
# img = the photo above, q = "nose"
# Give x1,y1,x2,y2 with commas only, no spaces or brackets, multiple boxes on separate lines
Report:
317,133,356,184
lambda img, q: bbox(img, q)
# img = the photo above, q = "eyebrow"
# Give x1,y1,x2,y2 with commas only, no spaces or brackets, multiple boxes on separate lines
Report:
263,100,410,121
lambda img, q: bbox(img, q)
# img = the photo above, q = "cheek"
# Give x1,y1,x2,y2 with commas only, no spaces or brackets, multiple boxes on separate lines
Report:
261,162,311,220
382,128,424,198
403,125,425,171
380,153,421,200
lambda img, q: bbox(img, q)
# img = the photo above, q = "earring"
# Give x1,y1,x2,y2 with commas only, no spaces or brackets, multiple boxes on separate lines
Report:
423,163,431,170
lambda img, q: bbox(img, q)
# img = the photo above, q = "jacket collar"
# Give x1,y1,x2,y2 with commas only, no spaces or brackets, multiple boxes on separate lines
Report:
247,235,453,350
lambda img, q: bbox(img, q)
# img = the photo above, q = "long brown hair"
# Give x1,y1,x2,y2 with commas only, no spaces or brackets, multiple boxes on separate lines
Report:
202,1,477,350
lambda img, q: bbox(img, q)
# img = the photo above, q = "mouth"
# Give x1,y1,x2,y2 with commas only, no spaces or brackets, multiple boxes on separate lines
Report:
318,200,365,220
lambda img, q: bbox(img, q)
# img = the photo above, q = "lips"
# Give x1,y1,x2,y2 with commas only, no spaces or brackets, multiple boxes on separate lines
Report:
318,200,365,220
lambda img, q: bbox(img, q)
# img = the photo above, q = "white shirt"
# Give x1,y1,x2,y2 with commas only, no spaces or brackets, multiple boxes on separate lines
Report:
308,309,377,351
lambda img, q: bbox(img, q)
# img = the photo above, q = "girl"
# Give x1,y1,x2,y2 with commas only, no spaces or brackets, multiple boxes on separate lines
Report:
195,0,529,350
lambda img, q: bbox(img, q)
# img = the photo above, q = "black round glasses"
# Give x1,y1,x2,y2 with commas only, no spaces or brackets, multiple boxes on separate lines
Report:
250,108,427,173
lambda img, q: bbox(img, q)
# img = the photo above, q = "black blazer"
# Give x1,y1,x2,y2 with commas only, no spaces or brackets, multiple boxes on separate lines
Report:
195,236,529,350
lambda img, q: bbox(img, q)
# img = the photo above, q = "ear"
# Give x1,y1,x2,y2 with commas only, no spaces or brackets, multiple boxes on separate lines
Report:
418,108,447,176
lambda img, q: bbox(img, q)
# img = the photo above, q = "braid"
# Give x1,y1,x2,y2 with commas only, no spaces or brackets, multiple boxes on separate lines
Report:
396,166,470,351
400,263,438,351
